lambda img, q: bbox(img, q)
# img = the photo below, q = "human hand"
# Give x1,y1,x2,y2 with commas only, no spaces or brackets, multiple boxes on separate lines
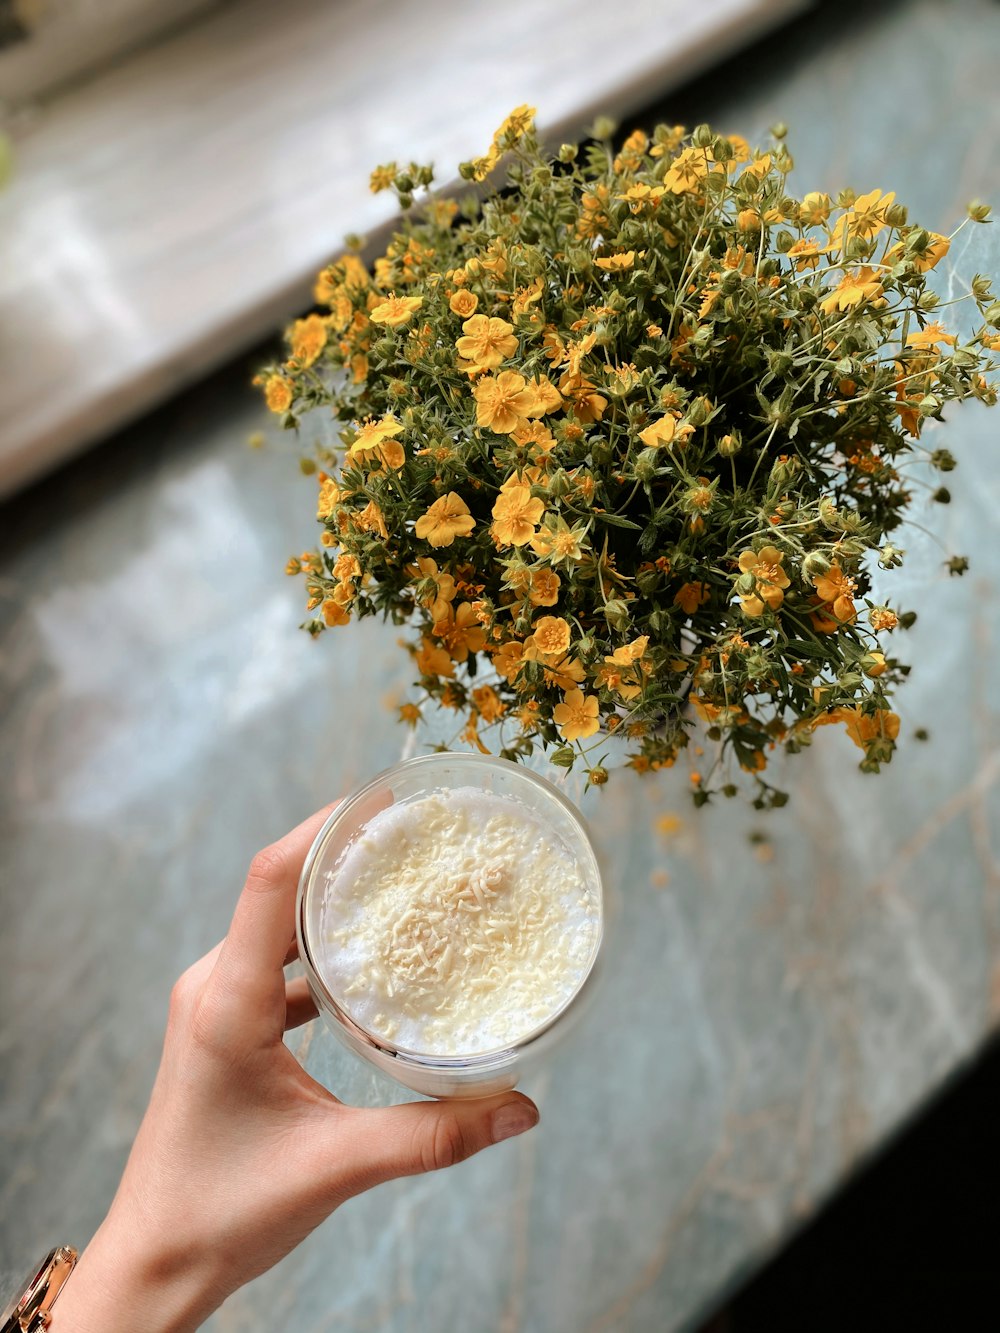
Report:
53,804,539,1332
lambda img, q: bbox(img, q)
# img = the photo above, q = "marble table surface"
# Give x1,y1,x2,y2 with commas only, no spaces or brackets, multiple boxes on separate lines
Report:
2,3,1000,1330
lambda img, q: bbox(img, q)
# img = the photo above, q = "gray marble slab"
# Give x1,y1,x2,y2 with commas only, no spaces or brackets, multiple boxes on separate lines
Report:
2,2,1000,1330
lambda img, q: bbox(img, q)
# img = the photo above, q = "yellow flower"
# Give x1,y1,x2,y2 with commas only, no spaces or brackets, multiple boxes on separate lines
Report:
512,276,544,316
616,183,664,212
263,375,293,414
787,238,821,271
737,546,790,616
433,601,487,662
553,689,601,741
472,684,505,723
662,146,712,194
911,231,950,272
348,414,406,466
449,289,479,317
673,581,709,615
415,636,454,678
530,516,587,563
412,556,457,616
491,638,525,683
322,598,350,627
369,162,396,193
841,707,900,751
812,563,856,623
355,501,388,539
541,654,587,692
595,251,636,272
799,191,831,225
456,314,518,370
525,375,563,416
333,552,360,583
494,104,536,144
639,414,694,449
906,321,957,350
846,188,896,240
414,492,476,547
473,370,538,433
526,614,571,658
512,420,557,455
869,606,898,632
610,635,649,665
370,293,423,327
468,146,500,183
819,267,884,316
528,567,561,606
316,473,341,520
398,701,421,726
491,479,545,547
288,314,328,368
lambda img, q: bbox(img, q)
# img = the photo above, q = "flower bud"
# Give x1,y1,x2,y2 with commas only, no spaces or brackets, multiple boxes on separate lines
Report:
558,143,578,163
878,543,904,569
604,598,630,631
930,448,956,472
591,115,617,140
717,432,741,457
968,199,992,223
588,766,609,786
801,551,831,580
862,652,887,677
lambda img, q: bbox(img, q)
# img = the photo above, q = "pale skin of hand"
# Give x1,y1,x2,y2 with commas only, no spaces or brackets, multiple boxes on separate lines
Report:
52,804,539,1332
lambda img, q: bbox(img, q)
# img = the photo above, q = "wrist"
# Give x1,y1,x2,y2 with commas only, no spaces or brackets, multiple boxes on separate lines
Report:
49,1212,228,1333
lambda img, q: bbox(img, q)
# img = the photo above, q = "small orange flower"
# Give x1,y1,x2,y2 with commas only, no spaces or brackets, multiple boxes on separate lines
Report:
370,292,423,327
415,636,454,678
841,707,901,751
264,375,293,413
905,321,957,350
432,601,487,662
288,314,328,368
414,492,476,547
673,581,709,615
474,371,538,433
553,689,601,741
595,250,636,272
737,546,790,617
812,563,857,624
869,607,899,632
527,614,571,658
491,479,545,546
819,267,884,316
449,289,479,318
638,414,694,449
528,567,561,606
455,314,518,369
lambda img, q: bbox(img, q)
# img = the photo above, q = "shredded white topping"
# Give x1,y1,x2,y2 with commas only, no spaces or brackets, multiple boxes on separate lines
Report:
320,787,600,1055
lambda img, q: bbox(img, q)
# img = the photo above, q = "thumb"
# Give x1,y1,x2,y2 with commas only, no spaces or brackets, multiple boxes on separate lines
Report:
334,1093,539,1194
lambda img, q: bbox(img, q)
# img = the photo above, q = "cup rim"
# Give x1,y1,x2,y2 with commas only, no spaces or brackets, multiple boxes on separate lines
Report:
296,752,604,1070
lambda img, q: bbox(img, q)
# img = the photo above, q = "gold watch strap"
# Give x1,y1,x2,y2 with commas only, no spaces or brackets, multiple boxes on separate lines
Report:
1,1248,77,1332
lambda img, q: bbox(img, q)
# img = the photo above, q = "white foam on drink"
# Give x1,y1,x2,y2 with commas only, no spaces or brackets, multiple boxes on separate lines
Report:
318,785,600,1056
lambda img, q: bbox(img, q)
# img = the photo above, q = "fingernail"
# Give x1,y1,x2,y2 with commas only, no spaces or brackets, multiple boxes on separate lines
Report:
491,1102,539,1143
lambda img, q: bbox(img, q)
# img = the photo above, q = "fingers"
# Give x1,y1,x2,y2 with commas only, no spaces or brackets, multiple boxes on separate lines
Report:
333,1093,539,1195
284,975,318,1031
215,803,336,1006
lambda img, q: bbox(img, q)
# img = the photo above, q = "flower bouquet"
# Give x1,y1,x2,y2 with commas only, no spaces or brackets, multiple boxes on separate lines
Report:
257,108,997,805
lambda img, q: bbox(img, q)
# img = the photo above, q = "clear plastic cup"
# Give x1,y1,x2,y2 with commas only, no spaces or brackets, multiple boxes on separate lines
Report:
296,753,604,1098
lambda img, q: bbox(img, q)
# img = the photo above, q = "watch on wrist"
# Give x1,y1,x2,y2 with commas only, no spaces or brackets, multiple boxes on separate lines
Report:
1,1248,77,1332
